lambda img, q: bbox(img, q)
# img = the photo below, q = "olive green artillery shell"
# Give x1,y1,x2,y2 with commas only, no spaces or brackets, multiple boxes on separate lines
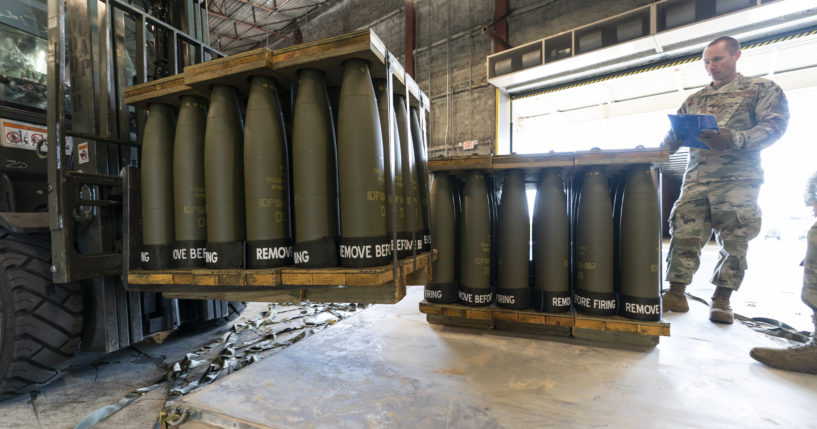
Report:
395,94,421,253
496,170,531,309
427,172,457,303
575,167,615,316
373,79,410,258
141,102,176,269
204,84,245,268
292,68,340,268
173,95,208,268
410,106,431,252
458,171,493,306
244,75,293,268
532,169,570,312
620,165,661,320
336,59,390,268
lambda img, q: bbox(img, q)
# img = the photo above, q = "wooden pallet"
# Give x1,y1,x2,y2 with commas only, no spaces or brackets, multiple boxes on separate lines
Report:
181,46,275,95
418,300,670,346
124,29,429,109
126,251,435,304
428,148,671,172
122,74,211,109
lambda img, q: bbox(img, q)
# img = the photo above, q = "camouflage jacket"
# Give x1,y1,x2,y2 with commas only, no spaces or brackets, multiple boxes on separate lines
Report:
806,171,817,206
663,74,789,184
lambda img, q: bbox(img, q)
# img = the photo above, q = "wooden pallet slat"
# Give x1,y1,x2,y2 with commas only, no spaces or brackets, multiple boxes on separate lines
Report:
573,148,671,166
428,155,493,172
573,318,606,331
492,153,575,170
546,314,574,327
428,148,671,173
123,74,211,109
270,29,386,85
183,47,275,94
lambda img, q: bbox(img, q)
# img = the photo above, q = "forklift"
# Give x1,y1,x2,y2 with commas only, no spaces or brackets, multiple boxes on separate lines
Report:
0,0,244,400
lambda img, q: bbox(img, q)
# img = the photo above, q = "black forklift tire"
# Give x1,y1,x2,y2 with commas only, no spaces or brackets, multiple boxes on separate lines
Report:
0,229,83,401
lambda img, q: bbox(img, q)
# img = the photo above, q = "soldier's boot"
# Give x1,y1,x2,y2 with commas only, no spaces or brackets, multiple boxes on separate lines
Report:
662,282,689,313
749,314,817,374
709,286,734,324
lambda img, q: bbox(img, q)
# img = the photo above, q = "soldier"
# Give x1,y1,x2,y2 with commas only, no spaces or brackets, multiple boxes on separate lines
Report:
661,36,789,324
749,172,817,374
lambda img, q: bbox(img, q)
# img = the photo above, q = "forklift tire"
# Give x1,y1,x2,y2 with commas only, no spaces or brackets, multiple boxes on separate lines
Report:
0,229,82,401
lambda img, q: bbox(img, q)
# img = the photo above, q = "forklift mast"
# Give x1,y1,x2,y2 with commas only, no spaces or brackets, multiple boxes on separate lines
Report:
0,0,227,354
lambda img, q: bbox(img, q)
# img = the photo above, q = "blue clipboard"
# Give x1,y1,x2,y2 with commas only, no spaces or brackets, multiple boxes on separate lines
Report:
667,114,719,149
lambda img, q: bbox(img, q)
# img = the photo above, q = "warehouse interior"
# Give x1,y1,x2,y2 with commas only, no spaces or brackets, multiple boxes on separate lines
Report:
1,0,817,428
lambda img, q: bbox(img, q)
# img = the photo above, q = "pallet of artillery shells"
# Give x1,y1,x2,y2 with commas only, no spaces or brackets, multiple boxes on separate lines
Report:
126,251,435,304
418,300,670,347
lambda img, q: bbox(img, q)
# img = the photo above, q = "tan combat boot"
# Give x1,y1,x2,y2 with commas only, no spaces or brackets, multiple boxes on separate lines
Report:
709,298,734,324
749,314,817,374
709,287,734,324
662,282,689,312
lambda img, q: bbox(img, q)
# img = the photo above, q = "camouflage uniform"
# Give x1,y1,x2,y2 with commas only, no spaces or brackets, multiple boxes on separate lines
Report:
663,74,789,289
803,171,817,310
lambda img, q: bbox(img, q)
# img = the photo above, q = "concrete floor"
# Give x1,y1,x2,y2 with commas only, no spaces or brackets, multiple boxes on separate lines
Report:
174,284,817,429
0,238,814,428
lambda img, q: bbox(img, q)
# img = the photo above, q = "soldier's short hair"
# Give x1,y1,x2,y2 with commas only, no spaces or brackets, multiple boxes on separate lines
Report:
708,36,741,54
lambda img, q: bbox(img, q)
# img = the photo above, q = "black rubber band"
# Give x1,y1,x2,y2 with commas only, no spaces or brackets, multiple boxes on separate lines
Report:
395,231,414,259
425,282,457,304
205,241,245,269
339,235,392,268
495,287,532,310
293,237,338,268
172,240,207,268
619,294,662,321
573,288,617,316
140,243,173,270
247,238,293,268
532,289,572,313
457,284,493,307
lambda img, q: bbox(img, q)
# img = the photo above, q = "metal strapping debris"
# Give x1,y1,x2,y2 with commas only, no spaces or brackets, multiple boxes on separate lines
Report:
73,380,167,429
686,293,812,343
72,301,365,429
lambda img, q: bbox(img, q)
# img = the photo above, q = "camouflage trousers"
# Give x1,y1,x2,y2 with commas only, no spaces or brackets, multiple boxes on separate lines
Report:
803,219,817,310
666,181,762,289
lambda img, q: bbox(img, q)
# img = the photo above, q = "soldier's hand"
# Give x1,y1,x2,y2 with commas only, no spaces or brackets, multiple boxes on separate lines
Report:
698,129,733,151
